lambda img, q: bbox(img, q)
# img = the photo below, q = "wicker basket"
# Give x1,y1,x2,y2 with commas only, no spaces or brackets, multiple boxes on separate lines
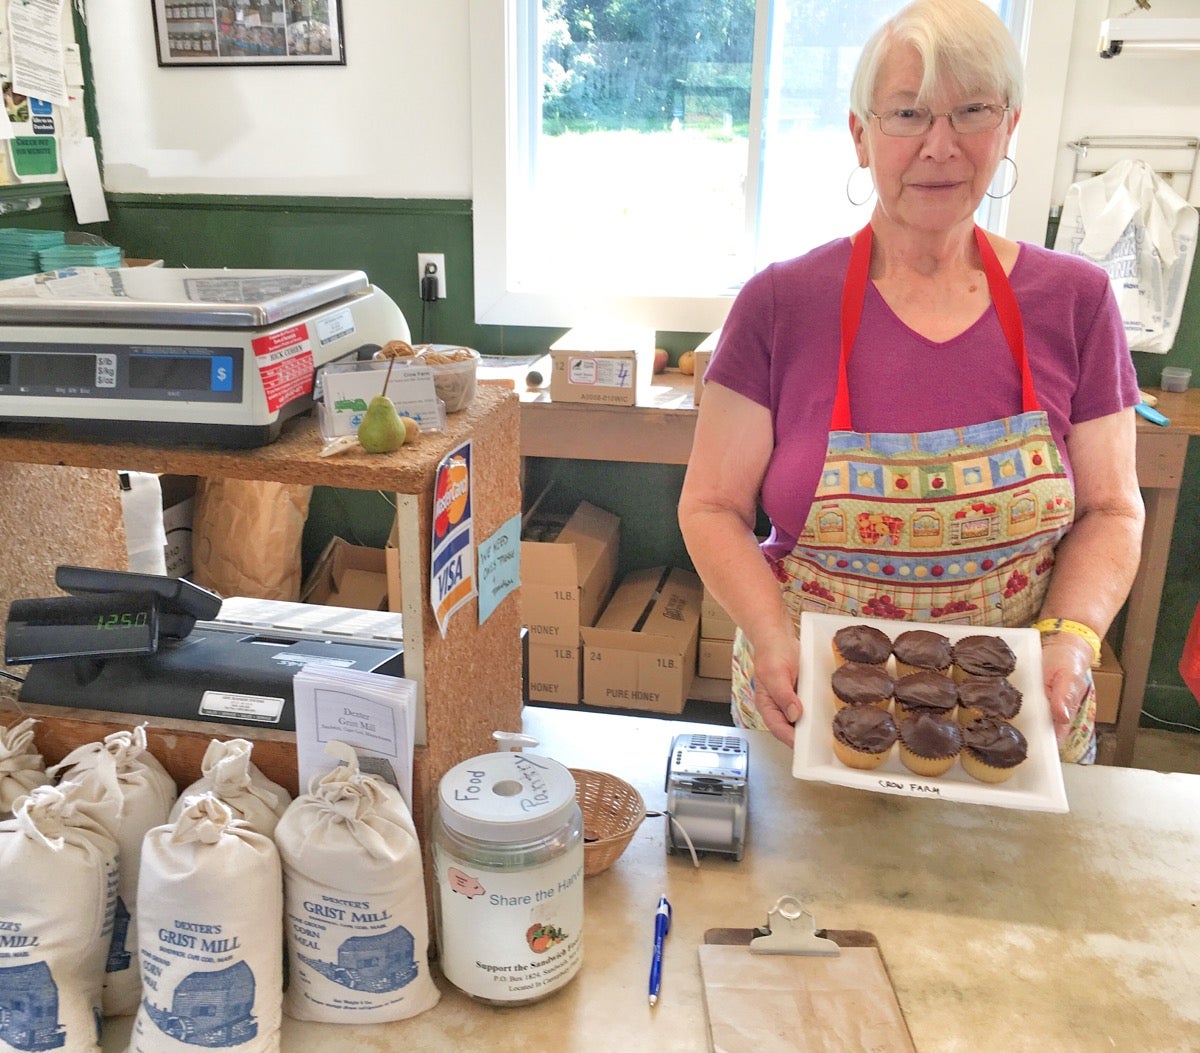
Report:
570,768,646,877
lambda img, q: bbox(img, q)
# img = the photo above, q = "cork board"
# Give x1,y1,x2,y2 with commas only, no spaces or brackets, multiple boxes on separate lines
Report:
0,464,128,661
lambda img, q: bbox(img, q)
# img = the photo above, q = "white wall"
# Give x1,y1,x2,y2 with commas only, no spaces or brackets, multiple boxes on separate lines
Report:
1052,0,1200,206
83,0,473,197
82,0,1200,210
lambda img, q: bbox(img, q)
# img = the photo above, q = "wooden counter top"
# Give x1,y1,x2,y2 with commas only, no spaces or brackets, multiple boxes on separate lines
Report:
1144,385,1200,435
519,370,699,463
95,707,1200,1052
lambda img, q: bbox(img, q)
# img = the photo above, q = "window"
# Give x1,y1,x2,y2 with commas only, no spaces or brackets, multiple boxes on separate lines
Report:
470,0,1069,331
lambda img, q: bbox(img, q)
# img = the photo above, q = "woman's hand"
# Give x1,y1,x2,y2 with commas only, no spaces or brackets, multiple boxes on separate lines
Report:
1040,630,1093,745
751,632,804,748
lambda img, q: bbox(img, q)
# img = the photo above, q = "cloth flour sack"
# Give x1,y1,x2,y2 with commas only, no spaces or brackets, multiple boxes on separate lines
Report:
0,765,122,1053
274,742,440,1023
48,725,178,1017
130,794,283,1053
170,739,291,836
0,717,51,820
1055,157,1199,353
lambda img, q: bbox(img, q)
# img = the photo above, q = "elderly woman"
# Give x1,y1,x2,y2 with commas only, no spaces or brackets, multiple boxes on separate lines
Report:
678,0,1144,763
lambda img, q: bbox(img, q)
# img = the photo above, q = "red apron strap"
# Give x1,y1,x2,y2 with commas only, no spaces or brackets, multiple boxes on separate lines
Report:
974,225,1039,414
832,224,874,432
833,223,1040,431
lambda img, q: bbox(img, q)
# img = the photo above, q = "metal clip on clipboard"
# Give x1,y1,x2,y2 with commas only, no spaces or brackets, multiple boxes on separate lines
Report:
748,896,840,956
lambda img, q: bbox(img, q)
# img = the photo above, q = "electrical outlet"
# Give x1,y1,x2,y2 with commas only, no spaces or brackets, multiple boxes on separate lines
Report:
417,253,447,299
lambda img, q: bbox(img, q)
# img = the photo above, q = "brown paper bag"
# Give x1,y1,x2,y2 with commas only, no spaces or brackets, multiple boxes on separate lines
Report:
699,928,915,1053
191,478,312,601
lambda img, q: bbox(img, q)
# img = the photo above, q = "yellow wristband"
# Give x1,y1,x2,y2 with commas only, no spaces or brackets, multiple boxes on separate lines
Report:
1031,618,1102,667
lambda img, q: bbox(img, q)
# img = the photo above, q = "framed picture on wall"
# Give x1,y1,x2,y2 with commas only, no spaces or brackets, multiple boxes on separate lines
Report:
152,1,345,67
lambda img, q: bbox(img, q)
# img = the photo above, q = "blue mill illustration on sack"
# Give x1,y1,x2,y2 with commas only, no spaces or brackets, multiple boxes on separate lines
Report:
143,961,258,1047
106,898,133,974
0,961,69,1052
298,925,420,993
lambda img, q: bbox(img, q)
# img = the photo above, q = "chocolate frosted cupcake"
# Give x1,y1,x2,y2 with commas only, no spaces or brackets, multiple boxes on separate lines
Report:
956,675,1023,725
897,713,962,777
894,671,958,721
832,624,892,668
951,634,1016,682
960,718,1028,783
892,629,952,677
831,706,898,770
831,662,893,711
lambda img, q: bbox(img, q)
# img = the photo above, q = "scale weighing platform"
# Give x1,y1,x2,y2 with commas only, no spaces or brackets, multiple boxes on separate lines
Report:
0,266,411,447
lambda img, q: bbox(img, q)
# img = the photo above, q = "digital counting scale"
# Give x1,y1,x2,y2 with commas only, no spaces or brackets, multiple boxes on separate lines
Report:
0,266,411,447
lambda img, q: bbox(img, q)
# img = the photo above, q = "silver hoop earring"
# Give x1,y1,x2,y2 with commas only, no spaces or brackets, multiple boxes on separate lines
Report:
985,156,1018,200
845,164,875,206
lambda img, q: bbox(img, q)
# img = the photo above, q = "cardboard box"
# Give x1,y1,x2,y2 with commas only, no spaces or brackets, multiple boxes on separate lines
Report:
692,329,719,406
582,566,702,714
701,586,737,642
301,537,390,612
521,500,621,703
522,500,621,642
1093,637,1124,725
549,326,655,406
698,637,735,680
527,643,581,704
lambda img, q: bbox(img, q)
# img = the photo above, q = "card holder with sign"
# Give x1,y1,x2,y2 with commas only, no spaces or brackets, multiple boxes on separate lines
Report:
316,360,447,439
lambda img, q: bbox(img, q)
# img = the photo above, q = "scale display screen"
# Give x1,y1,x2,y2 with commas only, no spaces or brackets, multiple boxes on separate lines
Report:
0,343,241,401
5,592,160,664
129,353,225,391
12,353,97,388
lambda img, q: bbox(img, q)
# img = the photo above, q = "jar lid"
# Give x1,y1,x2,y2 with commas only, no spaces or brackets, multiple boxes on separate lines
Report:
438,750,578,842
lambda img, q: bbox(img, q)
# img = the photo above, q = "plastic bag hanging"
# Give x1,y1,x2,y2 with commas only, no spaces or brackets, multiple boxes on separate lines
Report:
1054,157,1199,353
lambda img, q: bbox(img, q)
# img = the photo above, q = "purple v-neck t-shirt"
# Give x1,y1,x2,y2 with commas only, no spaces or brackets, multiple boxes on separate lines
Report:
705,237,1140,562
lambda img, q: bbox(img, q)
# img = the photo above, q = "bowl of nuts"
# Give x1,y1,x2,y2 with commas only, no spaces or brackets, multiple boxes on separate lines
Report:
375,341,480,413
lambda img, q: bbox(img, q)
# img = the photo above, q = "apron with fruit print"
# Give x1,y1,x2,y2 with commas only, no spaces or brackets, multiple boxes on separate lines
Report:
731,224,1097,763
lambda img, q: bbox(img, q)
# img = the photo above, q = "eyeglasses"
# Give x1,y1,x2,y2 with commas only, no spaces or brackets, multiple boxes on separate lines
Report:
869,103,1010,137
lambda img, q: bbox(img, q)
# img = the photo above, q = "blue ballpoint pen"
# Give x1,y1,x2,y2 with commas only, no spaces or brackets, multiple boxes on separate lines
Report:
648,895,672,1007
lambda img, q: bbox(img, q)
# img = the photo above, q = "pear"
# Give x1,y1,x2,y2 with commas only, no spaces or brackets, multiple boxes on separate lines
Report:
357,395,407,453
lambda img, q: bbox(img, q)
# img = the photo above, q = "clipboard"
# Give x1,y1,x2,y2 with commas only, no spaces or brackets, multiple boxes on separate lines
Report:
699,896,916,1053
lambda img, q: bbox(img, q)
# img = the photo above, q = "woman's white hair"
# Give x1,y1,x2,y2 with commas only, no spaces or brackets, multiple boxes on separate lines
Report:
849,0,1024,122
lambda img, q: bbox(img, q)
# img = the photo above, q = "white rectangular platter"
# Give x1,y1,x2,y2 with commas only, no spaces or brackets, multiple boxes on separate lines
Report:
793,612,1068,813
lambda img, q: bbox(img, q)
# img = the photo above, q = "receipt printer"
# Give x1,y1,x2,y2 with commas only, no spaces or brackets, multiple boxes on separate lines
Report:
664,732,749,861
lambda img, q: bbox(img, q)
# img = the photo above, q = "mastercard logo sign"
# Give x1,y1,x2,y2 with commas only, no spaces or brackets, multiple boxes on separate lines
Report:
434,455,470,539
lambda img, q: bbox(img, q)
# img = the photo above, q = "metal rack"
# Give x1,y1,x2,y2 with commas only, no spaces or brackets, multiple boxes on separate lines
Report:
1065,134,1200,197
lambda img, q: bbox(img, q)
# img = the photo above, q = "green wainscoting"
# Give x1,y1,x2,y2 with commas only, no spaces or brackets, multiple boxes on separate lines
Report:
3,191,1198,730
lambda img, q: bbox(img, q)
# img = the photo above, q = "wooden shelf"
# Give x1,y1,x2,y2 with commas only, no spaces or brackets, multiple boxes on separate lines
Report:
519,369,699,464
0,387,524,841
